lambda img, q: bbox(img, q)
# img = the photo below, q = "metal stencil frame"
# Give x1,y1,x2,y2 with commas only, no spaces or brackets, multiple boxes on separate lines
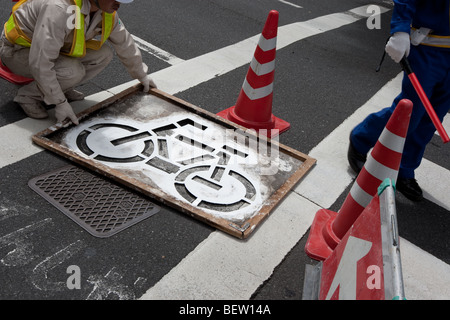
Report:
32,85,316,239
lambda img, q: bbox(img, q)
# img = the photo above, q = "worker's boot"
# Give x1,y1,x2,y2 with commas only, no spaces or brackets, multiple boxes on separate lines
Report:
397,178,423,202
347,136,366,174
18,101,48,119
65,89,85,102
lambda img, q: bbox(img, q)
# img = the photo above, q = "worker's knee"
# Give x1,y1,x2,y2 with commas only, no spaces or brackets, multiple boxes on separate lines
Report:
84,45,114,68
53,56,86,86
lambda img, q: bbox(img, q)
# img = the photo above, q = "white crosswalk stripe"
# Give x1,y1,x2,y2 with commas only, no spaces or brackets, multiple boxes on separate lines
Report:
131,35,185,66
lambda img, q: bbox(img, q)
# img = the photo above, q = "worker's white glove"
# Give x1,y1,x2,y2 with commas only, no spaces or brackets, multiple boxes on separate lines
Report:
139,75,157,92
55,100,79,125
385,32,410,63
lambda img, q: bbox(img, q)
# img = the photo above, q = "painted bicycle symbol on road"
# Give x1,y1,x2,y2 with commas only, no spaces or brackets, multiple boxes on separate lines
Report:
64,115,266,215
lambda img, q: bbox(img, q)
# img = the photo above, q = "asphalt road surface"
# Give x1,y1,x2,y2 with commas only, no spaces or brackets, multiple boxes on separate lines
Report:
0,0,449,304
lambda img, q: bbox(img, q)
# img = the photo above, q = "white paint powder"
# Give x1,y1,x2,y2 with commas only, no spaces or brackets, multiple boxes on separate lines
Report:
61,94,300,223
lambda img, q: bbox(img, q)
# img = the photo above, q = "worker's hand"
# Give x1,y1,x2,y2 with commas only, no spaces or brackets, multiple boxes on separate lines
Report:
55,100,79,125
139,75,157,93
385,32,410,63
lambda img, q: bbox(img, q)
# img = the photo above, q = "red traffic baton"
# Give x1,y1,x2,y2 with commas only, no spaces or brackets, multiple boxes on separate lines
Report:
400,57,450,144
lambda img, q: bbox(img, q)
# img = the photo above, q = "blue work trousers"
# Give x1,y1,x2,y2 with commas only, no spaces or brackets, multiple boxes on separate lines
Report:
351,44,450,179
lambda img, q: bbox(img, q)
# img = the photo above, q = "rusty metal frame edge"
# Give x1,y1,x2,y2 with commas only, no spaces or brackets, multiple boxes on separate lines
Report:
31,84,316,239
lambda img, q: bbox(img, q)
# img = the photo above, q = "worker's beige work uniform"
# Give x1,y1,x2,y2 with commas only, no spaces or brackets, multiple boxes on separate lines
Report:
0,0,148,106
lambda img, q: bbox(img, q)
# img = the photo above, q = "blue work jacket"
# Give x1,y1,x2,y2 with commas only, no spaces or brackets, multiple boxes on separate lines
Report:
391,0,450,36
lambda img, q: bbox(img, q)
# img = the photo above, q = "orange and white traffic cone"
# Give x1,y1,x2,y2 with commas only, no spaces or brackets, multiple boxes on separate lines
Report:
305,99,413,261
217,10,290,138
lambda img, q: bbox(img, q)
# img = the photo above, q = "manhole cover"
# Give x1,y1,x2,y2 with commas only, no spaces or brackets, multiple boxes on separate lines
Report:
28,165,160,237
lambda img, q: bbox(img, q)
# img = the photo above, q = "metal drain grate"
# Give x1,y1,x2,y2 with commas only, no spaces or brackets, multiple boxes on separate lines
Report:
28,165,160,238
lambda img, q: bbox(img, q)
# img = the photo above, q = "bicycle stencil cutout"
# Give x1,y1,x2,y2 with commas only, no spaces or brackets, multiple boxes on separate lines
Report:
35,88,315,238
64,113,281,221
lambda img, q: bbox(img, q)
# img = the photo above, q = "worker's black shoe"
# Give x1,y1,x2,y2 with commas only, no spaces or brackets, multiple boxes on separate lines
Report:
397,178,423,202
347,137,366,174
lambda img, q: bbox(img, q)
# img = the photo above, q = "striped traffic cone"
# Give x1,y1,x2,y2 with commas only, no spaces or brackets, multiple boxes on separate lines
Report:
217,10,290,138
305,99,413,261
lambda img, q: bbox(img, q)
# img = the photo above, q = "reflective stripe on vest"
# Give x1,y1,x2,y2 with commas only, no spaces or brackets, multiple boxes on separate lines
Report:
68,0,87,57
4,0,115,58
85,11,115,51
4,0,32,48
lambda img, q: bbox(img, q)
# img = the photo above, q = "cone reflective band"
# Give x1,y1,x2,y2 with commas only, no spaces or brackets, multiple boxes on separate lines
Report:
332,101,411,240
217,10,290,138
305,99,412,261
400,57,450,144
303,179,406,300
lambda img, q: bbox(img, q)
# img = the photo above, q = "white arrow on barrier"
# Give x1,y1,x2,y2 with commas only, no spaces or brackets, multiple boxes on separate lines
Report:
325,236,372,300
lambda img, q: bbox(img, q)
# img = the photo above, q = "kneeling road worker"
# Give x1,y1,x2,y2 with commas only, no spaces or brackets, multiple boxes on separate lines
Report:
0,0,156,124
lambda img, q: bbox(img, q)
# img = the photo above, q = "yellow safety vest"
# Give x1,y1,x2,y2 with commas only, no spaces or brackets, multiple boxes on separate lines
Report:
4,0,115,58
